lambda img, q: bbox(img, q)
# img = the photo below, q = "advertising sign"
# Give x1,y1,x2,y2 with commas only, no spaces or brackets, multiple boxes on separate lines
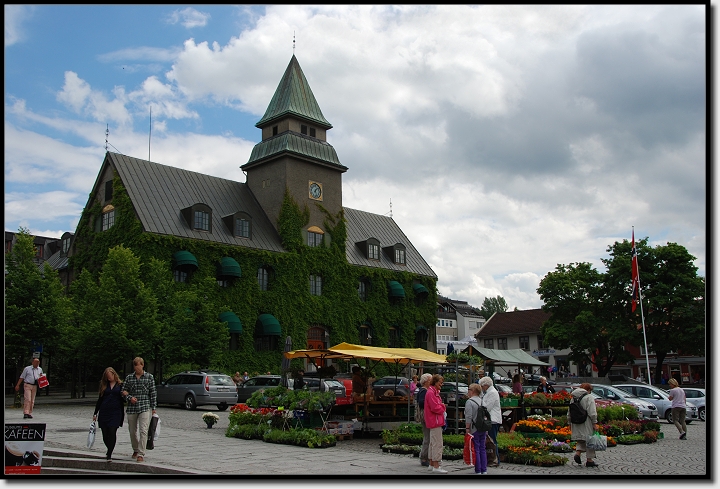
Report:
5,423,45,475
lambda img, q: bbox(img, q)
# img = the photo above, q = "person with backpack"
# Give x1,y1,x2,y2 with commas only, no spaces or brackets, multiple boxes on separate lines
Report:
424,374,447,473
570,383,599,467
415,373,432,467
479,376,502,467
464,383,488,474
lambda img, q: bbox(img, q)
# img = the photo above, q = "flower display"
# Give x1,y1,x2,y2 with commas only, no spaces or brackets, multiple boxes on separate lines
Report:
202,412,220,425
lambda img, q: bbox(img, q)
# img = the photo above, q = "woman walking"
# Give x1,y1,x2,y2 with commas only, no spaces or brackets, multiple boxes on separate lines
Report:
93,367,124,461
479,376,502,467
464,383,487,474
416,373,432,467
424,374,447,473
668,378,688,439
570,383,599,467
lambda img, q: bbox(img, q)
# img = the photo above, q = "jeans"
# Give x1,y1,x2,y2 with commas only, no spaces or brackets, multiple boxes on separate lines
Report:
127,411,151,457
420,423,430,461
472,431,487,473
489,423,500,464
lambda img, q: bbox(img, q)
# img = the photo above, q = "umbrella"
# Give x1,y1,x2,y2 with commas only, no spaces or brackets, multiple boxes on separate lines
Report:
281,336,292,388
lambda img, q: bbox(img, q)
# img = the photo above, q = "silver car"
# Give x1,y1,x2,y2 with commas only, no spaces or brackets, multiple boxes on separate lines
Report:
682,388,706,421
237,375,282,403
615,384,698,424
157,371,238,411
591,384,659,419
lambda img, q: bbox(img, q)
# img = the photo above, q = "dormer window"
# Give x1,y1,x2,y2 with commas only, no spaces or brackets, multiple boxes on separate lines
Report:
273,125,278,136
383,243,407,265
223,212,252,239
61,232,73,256
307,226,324,247
356,238,380,260
182,204,212,233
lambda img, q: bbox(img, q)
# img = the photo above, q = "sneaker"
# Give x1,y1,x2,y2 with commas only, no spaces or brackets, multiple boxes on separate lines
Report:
420,460,429,467
432,467,448,473
25,414,33,419
23,414,30,419
680,432,687,440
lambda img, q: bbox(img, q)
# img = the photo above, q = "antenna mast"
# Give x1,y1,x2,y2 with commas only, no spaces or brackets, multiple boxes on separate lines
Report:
148,105,152,161
385,198,393,218
293,31,295,54
105,124,109,151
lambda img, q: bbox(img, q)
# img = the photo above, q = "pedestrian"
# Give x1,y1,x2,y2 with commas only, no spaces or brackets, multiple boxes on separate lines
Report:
536,376,555,394
511,374,523,394
15,358,43,419
464,383,488,474
424,374,447,473
121,357,157,463
416,373,432,467
351,366,366,400
410,375,418,396
571,383,599,467
479,376,501,467
232,372,242,385
93,367,124,461
668,378,688,440
294,369,305,390
242,371,250,382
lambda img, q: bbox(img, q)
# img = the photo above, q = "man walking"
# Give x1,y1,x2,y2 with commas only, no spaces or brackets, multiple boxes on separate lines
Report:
121,357,157,463
15,358,43,418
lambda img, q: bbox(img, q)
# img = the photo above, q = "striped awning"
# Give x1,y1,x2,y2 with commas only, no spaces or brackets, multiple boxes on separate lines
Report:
219,311,242,333
218,257,241,279
388,280,405,298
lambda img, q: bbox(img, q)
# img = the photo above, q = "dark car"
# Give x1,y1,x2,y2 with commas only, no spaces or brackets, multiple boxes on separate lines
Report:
156,371,238,411
371,376,411,398
440,382,469,404
237,375,282,403
523,374,556,386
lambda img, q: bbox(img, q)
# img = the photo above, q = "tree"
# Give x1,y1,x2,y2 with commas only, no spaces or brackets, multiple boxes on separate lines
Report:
604,240,705,383
480,295,508,319
537,262,637,377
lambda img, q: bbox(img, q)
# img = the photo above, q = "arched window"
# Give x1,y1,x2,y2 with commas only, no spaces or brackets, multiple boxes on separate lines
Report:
359,322,373,346
414,325,428,350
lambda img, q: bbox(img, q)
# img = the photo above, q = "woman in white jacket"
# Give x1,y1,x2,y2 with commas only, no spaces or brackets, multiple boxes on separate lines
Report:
479,376,502,466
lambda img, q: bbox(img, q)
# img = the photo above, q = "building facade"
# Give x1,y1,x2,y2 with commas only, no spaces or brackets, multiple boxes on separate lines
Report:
435,296,485,355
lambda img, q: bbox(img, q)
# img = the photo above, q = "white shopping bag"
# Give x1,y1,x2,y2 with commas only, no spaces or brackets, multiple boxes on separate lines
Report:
87,421,96,449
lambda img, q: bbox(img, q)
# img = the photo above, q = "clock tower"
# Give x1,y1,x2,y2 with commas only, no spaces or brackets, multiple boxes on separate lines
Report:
242,55,347,239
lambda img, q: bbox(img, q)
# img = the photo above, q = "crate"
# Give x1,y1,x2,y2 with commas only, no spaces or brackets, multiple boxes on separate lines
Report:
500,398,519,407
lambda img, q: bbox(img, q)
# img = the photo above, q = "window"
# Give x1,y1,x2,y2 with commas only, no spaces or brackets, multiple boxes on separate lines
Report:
310,275,322,296
102,210,115,230
217,279,229,288
519,336,529,350
368,243,379,260
301,124,308,135
258,267,269,291
309,127,316,138
308,231,323,247
35,245,43,259
236,218,250,238
359,324,372,346
62,238,71,254
358,279,368,301
537,335,543,349
395,248,406,264
5,240,12,253
194,210,209,231
229,332,239,351
174,269,188,283
255,335,279,351
415,327,428,350
484,338,494,349
389,327,399,348
272,125,278,136
497,338,508,350
105,180,113,201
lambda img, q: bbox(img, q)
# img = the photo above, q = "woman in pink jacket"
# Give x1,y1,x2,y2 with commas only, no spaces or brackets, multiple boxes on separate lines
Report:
424,374,447,473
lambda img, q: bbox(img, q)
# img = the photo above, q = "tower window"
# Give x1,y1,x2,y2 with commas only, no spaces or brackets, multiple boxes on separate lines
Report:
308,231,322,247
309,127,316,137
273,125,278,136
301,124,308,135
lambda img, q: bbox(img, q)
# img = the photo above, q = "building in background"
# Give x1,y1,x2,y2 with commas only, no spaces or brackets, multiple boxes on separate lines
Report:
436,296,485,355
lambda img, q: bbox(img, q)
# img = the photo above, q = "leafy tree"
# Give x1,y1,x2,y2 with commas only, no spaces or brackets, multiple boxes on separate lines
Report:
537,262,637,377
604,240,705,383
480,295,508,319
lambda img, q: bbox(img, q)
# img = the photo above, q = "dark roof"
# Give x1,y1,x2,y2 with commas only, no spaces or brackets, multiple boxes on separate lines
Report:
256,55,332,129
106,153,285,252
476,309,551,337
344,207,436,278
438,297,483,318
243,131,346,171
42,250,68,271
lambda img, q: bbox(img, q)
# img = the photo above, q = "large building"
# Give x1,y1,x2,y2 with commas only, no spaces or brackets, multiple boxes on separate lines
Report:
66,56,438,373
435,296,485,355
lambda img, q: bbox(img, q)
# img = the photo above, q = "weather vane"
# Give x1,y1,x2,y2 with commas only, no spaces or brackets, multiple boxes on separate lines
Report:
293,31,295,54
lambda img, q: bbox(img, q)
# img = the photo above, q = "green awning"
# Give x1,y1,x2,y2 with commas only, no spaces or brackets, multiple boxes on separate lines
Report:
412,283,429,297
218,257,242,279
219,311,242,333
255,314,281,336
388,280,406,298
173,250,198,269
474,348,550,367
415,325,428,332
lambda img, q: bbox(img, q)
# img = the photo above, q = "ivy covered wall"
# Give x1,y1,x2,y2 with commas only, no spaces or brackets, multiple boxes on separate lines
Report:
69,173,437,376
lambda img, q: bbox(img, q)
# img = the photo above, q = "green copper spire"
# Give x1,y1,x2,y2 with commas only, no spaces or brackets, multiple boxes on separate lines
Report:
256,55,332,129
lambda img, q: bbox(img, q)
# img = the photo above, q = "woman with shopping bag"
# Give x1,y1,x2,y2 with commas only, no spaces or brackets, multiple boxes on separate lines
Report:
570,383,599,467
92,367,124,462
464,383,487,475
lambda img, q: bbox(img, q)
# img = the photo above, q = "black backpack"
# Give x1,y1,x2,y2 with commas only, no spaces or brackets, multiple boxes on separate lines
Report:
569,392,588,424
470,399,493,432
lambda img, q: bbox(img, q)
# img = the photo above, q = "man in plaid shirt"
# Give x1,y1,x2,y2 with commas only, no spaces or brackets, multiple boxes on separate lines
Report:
121,357,157,463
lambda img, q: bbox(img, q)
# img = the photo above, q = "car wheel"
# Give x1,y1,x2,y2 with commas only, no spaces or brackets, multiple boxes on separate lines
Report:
184,394,197,411
665,410,674,424
699,407,705,422
217,403,228,411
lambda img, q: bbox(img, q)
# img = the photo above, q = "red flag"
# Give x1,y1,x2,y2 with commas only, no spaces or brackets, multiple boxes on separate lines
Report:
631,229,639,312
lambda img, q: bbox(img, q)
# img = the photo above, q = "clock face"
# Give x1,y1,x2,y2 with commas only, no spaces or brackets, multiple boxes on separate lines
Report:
309,181,323,200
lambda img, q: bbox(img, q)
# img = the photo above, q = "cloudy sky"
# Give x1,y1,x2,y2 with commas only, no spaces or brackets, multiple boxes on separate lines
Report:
5,5,707,311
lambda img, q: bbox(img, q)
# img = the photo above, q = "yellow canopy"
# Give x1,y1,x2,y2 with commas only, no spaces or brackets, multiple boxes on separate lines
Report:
328,343,447,364
283,349,351,360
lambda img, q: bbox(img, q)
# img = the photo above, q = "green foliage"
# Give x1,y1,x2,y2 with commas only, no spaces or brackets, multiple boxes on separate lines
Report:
261,428,336,448
442,434,465,448
596,405,639,423
445,352,483,365
497,432,533,452
277,188,309,252
616,434,645,445
245,385,335,411
480,295,508,319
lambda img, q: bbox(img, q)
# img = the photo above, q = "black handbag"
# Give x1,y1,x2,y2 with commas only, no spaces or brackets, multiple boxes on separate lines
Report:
146,415,159,450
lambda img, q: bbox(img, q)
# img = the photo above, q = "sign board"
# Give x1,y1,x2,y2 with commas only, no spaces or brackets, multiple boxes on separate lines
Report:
531,349,556,356
5,423,45,475
31,352,40,359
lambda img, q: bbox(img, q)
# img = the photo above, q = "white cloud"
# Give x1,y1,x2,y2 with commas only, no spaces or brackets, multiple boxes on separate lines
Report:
4,5,34,46
5,191,84,227
56,72,132,126
165,7,211,28
97,47,181,63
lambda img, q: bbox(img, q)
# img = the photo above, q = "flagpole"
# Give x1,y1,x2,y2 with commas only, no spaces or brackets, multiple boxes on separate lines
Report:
634,227,652,383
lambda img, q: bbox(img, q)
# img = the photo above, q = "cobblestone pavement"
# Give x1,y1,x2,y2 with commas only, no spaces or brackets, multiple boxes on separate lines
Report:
5,398,708,477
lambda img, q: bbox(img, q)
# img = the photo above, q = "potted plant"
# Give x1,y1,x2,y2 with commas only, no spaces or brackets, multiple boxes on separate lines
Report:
202,412,220,428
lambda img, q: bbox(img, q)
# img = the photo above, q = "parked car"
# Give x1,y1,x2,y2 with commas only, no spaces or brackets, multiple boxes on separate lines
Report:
615,384,698,424
591,384,659,419
523,374,556,386
237,375,282,403
157,371,238,411
492,372,512,384
495,384,514,394
682,387,706,421
371,376,411,398
303,378,349,405
440,382,469,403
